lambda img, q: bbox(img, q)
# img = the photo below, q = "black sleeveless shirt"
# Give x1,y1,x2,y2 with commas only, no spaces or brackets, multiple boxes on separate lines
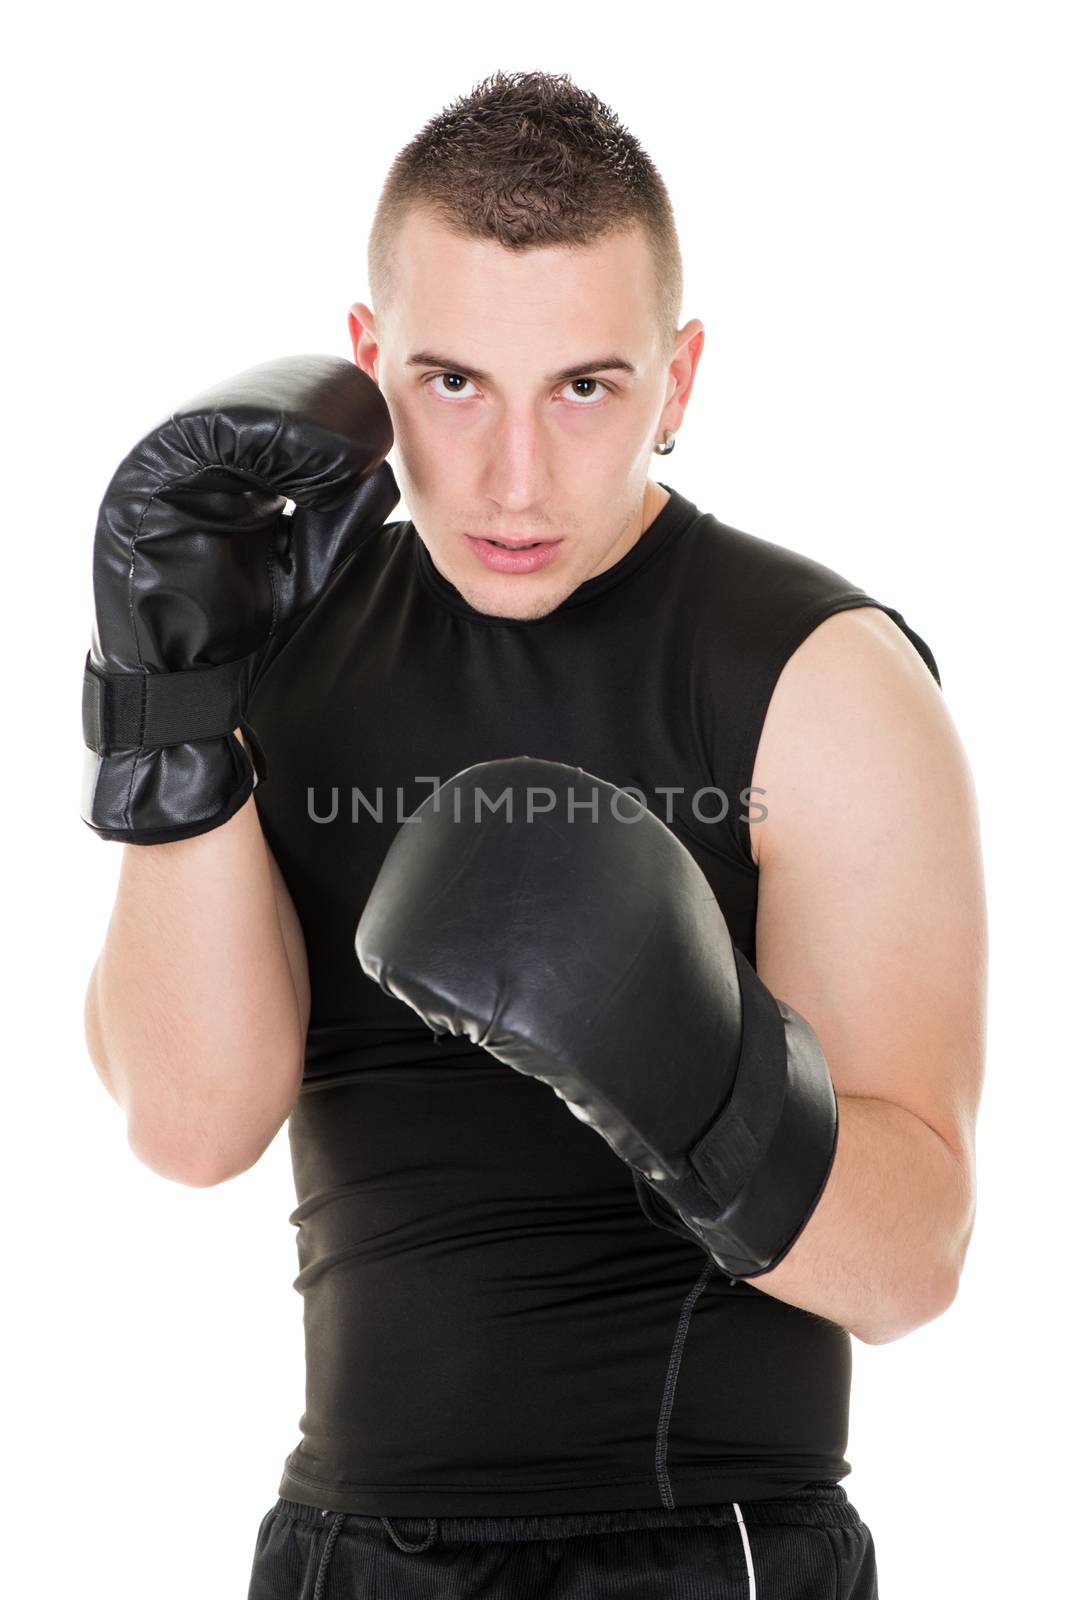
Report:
244,473,941,1517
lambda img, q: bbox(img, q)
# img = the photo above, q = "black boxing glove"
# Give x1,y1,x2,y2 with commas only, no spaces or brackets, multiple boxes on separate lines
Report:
355,757,839,1281
81,354,398,844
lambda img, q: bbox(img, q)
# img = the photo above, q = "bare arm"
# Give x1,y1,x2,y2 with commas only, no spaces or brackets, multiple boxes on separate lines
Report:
743,606,985,1341
84,740,310,1187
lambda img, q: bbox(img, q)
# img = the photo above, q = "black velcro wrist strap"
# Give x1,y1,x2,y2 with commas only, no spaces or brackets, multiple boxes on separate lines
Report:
82,653,248,753
686,950,789,1211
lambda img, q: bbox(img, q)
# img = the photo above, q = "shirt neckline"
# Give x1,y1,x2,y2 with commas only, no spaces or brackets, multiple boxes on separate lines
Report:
411,483,701,626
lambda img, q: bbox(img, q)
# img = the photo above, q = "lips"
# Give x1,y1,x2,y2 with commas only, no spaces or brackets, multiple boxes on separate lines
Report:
463,533,565,574
478,536,560,548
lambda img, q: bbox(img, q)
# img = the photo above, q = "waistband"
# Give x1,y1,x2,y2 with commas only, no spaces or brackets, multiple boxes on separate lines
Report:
272,1481,861,1546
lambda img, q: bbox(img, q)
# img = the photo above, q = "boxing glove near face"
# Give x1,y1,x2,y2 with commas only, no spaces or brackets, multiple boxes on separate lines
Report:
81,354,398,844
356,756,839,1280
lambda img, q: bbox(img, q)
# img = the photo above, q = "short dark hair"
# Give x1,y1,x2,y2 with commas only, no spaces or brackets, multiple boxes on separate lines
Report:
367,69,683,360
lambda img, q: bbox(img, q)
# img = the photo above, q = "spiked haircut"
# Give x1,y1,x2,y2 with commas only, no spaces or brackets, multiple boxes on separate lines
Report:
367,70,684,362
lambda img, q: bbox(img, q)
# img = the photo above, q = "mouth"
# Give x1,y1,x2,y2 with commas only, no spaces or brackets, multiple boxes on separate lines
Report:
462,532,565,574
476,535,562,549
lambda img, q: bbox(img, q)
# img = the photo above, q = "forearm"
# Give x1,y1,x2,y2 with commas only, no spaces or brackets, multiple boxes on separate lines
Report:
86,788,305,1184
741,1093,975,1343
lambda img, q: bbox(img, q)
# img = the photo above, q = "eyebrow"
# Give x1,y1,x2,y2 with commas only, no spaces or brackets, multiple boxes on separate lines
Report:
405,350,637,384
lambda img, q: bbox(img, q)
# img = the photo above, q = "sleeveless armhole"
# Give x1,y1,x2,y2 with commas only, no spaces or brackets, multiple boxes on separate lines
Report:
728,594,942,870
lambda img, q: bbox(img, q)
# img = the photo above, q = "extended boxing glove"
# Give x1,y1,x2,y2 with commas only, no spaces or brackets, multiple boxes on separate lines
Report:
355,756,839,1281
81,354,398,844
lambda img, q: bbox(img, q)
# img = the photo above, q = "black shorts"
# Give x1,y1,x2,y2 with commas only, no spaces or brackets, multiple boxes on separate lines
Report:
246,1482,877,1598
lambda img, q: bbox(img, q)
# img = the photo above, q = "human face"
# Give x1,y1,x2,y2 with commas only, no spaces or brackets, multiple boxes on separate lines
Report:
349,209,703,620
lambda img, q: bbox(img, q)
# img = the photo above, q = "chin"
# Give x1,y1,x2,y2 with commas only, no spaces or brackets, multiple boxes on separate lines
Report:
426,543,575,620
457,572,577,621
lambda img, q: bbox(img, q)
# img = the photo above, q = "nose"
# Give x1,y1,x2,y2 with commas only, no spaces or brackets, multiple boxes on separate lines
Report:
481,406,553,516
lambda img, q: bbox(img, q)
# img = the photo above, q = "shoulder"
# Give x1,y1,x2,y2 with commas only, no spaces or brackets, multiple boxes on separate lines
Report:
749,604,956,869
676,508,876,691
770,602,940,690
684,508,865,604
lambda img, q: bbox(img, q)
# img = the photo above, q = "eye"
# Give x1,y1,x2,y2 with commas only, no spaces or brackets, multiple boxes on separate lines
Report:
427,372,474,398
564,377,608,404
424,372,611,403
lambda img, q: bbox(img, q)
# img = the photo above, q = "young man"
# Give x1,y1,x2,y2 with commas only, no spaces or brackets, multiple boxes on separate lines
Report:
83,71,985,1598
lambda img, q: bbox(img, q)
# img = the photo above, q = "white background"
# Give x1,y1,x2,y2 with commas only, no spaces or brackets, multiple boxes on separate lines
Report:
4,2,1064,1594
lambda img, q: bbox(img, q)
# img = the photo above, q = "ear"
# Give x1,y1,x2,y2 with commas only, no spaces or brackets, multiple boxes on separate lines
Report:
348,303,380,382
657,318,705,440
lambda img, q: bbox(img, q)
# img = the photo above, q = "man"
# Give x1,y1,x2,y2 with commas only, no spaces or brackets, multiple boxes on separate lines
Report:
83,71,985,1598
